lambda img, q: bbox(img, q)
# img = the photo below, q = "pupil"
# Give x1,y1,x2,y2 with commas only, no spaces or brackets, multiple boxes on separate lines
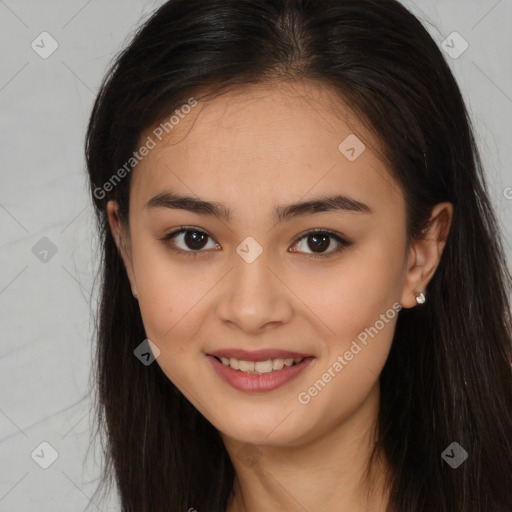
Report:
309,234,329,253
185,231,207,250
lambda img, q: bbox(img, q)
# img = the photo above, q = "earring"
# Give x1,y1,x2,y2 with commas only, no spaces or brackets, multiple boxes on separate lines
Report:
414,290,426,304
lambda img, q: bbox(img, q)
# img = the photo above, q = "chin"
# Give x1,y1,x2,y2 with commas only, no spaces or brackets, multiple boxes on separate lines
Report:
212,407,312,447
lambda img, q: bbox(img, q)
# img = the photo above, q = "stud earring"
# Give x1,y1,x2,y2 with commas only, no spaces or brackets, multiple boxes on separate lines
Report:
414,290,426,304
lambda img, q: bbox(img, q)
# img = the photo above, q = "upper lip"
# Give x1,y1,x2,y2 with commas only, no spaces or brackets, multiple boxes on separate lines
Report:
206,348,314,361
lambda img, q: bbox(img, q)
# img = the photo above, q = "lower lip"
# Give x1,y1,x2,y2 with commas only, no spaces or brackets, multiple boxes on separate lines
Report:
206,355,315,393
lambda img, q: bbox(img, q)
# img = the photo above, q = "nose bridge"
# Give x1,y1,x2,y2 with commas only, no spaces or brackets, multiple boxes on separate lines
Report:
215,238,293,332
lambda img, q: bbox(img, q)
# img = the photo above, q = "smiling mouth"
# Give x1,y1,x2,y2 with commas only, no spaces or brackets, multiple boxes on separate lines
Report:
212,355,309,374
206,352,316,392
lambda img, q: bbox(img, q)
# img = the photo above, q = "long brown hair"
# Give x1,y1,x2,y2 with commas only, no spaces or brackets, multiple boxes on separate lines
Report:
84,1,512,510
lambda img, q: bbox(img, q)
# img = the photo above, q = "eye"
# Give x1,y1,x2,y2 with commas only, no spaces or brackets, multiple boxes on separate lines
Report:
159,226,353,259
289,229,353,259
159,226,220,256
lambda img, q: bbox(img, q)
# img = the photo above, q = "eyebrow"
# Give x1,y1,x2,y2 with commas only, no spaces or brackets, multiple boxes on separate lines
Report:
144,190,373,223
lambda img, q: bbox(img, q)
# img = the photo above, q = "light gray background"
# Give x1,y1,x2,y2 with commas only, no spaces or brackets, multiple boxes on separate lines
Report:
0,1,511,510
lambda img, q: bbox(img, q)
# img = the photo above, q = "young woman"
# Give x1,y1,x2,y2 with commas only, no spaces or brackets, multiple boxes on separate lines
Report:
84,1,512,511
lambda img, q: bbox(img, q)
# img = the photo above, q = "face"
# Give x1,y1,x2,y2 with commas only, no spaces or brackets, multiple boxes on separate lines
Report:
108,80,435,448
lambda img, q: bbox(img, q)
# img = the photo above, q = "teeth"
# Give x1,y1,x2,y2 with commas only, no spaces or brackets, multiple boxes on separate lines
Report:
217,356,305,374
239,360,254,372
254,360,273,373
272,358,284,370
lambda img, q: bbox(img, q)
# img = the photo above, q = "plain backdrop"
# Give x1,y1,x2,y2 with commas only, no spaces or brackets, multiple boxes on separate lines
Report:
0,1,511,510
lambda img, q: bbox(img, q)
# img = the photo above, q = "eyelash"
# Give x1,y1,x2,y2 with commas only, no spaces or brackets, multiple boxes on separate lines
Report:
159,226,353,260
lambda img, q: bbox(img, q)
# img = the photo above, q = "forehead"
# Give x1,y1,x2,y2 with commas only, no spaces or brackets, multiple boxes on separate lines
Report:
130,80,402,220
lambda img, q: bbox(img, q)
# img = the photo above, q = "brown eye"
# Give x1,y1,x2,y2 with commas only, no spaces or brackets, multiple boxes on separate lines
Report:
290,230,353,258
160,227,220,255
183,230,209,250
306,233,330,253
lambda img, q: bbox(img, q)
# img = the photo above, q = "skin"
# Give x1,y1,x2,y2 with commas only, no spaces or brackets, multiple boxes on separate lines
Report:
107,80,453,512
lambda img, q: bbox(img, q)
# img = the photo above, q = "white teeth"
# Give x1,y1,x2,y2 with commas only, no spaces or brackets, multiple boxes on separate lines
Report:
216,356,305,373
254,360,273,374
272,358,284,370
238,360,255,372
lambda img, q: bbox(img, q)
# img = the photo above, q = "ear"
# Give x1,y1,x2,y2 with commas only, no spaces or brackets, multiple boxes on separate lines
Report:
106,200,138,299
400,202,453,308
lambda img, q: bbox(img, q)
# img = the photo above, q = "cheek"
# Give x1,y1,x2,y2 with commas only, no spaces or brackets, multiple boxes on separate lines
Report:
133,255,209,389
294,237,404,342
130,241,207,346
291,239,404,413
295,263,400,432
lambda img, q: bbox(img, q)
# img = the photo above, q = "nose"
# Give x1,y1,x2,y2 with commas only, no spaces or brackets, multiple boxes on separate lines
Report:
215,249,294,334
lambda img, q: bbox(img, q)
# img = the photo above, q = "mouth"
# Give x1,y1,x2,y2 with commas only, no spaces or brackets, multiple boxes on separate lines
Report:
206,348,314,372
205,349,315,392
210,354,307,374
